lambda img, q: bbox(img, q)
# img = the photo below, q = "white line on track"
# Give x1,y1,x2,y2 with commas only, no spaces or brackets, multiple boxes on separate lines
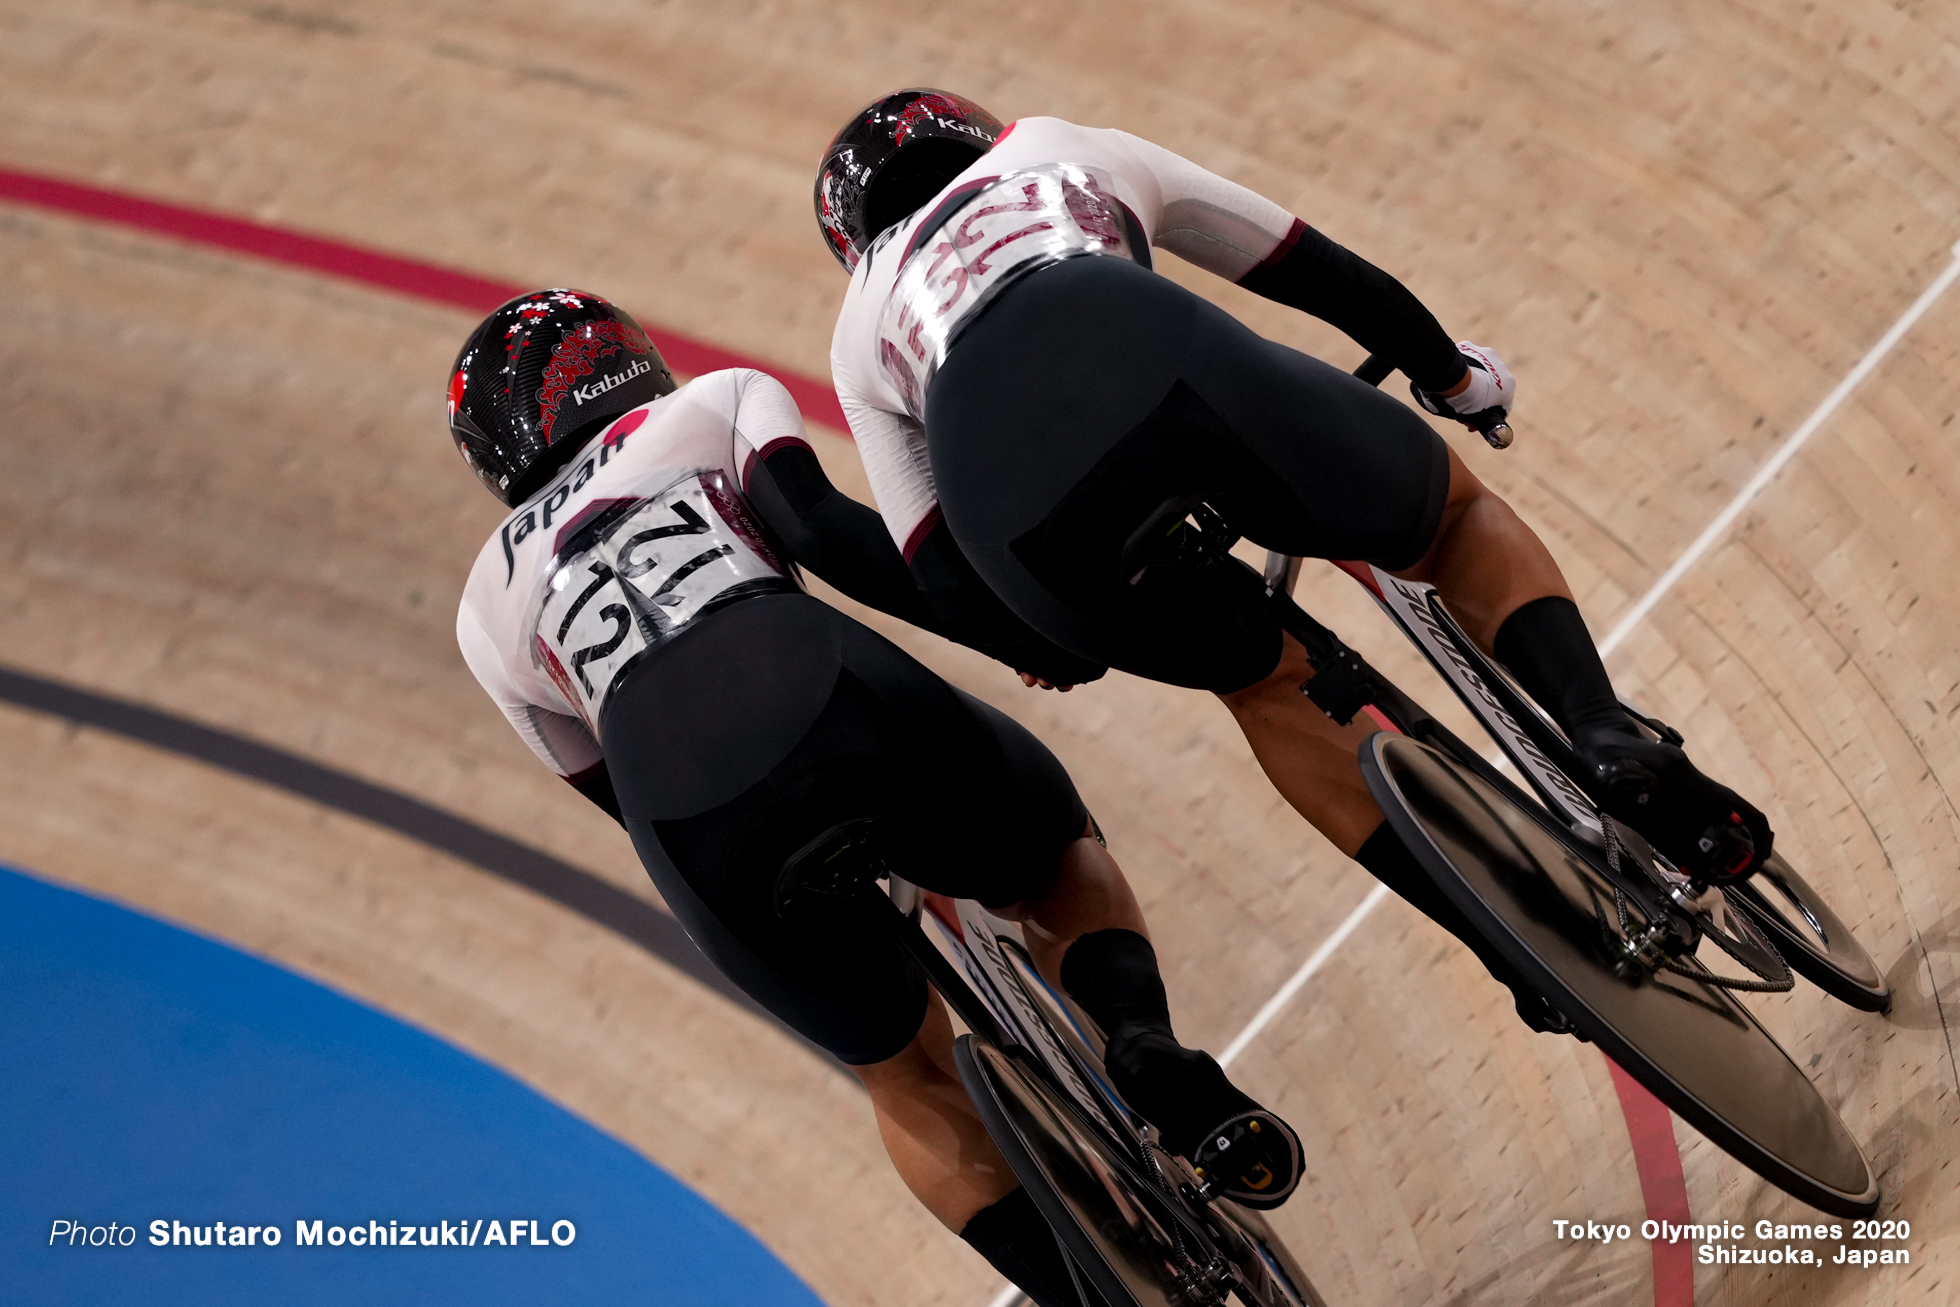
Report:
1598,240,1960,657
1218,884,1393,1068
977,241,1959,1307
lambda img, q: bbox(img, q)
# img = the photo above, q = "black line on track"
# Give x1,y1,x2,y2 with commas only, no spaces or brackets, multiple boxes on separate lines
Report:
0,664,852,1078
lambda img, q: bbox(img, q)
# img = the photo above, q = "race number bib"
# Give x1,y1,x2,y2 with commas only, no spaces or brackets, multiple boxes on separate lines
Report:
530,471,794,733
877,164,1138,419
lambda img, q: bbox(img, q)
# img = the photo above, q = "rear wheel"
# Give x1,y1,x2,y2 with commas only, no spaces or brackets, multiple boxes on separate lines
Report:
1361,732,1879,1218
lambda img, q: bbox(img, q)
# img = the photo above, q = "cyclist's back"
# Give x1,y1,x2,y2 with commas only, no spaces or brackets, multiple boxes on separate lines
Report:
446,290,1304,1307
816,91,1773,896
457,362,1083,1055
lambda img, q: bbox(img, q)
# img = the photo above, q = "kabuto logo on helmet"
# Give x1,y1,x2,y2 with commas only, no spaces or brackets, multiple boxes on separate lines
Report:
814,88,1005,272
446,289,676,508
572,358,655,407
893,93,974,144
535,320,655,445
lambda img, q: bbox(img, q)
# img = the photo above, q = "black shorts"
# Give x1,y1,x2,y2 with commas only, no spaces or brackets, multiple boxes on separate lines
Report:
599,592,1088,1065
926,255,1451,695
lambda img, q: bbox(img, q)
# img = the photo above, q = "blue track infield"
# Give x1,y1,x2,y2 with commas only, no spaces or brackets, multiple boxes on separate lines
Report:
0,865,828,1306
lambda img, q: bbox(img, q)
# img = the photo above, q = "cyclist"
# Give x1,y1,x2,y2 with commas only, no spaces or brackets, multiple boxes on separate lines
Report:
447,289,1302,1307
814,90,1774,1030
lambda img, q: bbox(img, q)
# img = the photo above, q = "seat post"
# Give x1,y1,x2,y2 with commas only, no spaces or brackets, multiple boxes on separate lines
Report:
776,817,1018,1051
857,884,1018,1053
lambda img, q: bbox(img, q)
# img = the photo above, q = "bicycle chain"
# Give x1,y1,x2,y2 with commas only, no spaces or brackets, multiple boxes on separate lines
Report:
1133,1127,1235,1304
1601,819,1793,993
1135,1132,1198,1265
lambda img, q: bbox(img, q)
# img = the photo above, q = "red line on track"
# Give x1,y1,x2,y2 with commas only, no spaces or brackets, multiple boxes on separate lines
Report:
1608,1060,1697,1306
0,166,849,432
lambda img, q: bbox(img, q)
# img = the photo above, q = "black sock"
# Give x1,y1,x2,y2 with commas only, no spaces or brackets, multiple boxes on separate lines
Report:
1355,822,1518,987
1491,596,1631,745
1060,929,1259,1157
960,1187,1108,1307
1058,928,1174,1045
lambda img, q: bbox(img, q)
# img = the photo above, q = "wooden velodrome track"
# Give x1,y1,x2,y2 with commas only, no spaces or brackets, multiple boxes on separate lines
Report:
5,2,1957,1303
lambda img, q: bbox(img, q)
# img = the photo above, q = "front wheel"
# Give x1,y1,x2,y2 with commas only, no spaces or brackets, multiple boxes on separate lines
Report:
1732,853,1891,1012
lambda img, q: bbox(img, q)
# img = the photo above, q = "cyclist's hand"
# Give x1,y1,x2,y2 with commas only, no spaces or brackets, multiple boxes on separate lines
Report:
1002,640,1104,690
1412,342,1514,427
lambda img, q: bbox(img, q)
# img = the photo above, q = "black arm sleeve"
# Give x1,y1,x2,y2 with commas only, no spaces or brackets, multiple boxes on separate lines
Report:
908,523,1107,686
745,443,944,632
566,760,625,827
1237,220,1468,394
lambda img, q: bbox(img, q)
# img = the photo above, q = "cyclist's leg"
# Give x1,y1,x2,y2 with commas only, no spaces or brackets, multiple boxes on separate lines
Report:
855,1000,1112,1307
849,990,1018,1224
986,821,1148,979
1204,338,1772,879
923,260,1610,1016
1215,639,1581,1031
1214,635,1388,856
597,597,1016,1210
594,595,1132,1299
934,256,1767,880
1392,448,1774,879
907,684,1305,1208
1385,441,1572,647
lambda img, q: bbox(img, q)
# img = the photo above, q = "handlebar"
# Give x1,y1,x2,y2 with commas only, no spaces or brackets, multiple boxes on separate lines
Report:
1357,352,1514,450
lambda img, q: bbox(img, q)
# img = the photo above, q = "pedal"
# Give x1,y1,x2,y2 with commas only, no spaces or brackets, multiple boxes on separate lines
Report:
1621,702,1686,748
1697,815,1760,883
1302,647,1373,726
1177,1258,1239,1306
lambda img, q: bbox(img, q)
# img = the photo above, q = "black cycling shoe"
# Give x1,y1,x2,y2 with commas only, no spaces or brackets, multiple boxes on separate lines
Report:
1575,731,1773,884
1103,1029,1304,1210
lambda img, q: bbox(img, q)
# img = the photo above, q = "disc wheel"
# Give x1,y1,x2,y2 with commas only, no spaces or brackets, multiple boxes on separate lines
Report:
955,1034,1321,1307
1361,733,1879,1218
1732,853,1891,1011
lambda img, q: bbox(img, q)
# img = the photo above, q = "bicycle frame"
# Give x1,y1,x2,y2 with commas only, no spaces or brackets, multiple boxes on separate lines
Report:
1322,560,1601,834
892,881,1133,1139
875,883,1324,1307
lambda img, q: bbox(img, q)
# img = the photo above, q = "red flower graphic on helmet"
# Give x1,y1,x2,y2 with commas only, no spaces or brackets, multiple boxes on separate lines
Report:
535,320,654,445
817,180,858,270
893,93,963,145
814,89,1003,273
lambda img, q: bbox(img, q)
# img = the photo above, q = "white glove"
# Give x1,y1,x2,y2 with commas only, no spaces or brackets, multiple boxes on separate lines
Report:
1414,342,1515,423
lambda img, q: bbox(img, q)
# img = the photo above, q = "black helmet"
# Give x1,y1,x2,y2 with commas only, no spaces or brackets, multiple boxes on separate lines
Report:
814,88,1005,272
447,289,676,506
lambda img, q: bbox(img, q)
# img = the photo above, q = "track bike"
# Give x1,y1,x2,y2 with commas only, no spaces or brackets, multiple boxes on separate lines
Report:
776,816,1331,1307
1199,355,1886,1219
777,357,1885,1306
1286,356,1890,1020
